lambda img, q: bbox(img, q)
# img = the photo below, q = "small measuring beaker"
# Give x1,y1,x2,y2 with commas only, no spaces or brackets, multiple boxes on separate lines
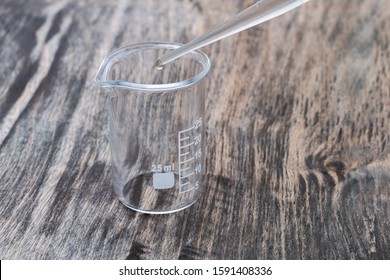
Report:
94,42,210,214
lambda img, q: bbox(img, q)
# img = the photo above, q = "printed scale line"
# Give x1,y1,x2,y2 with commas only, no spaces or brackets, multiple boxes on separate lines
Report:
181,142,194,148
178,123,199,193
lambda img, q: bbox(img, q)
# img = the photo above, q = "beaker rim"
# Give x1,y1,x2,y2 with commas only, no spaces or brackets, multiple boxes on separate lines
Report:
94,42,211,92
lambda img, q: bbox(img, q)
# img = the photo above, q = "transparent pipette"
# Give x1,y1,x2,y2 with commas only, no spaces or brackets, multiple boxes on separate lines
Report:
155,0,311,69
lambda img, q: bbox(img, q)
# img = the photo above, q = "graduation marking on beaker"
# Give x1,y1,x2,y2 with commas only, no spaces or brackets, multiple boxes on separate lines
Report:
178,117,202,193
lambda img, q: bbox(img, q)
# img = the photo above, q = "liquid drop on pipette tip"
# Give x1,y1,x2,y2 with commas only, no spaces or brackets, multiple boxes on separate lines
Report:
154,59,164,70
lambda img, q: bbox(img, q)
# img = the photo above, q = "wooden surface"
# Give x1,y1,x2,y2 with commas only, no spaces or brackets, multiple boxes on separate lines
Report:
1,0,390,259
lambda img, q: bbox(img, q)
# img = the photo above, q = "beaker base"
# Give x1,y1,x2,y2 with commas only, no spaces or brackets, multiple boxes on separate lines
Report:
122,200,197,215
114,172,200,214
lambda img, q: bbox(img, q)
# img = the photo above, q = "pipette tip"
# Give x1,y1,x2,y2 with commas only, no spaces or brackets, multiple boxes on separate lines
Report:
154,59,164,70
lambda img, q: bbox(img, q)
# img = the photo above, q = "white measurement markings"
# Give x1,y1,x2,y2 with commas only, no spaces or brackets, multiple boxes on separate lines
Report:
178,117,203,193
178,125,195,193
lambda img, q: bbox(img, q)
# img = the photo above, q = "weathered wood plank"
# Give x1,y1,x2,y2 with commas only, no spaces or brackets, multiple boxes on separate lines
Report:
0,0,389,259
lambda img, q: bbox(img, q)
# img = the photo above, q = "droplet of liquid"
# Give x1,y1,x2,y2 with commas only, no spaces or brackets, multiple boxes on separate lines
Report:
154,59,164,70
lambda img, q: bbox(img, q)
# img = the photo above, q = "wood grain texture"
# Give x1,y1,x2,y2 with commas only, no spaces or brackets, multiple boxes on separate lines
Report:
1,0,389,259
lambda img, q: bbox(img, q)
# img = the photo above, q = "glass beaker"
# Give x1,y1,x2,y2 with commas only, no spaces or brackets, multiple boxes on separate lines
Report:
94,42,210,214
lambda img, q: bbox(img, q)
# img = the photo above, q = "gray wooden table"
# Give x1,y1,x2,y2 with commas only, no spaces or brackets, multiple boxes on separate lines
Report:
1,0,390,259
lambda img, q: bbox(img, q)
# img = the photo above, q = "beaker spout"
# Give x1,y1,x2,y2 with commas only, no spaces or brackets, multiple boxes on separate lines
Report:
94,59,111,88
